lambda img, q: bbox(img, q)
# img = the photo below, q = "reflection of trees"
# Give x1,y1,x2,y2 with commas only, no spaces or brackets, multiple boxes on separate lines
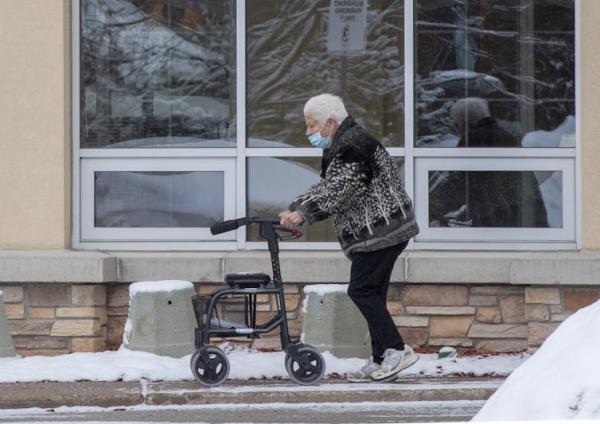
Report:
416,1,575,147
247,0,405,147
81,0,235,147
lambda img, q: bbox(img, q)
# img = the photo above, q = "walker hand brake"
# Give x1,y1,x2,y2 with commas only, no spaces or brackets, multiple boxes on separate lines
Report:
273,226,304,240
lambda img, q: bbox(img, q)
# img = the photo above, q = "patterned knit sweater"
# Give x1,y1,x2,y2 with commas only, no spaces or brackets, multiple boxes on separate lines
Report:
289,116,419,258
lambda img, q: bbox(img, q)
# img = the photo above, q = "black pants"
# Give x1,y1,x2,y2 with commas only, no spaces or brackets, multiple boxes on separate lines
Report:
348,241,408,364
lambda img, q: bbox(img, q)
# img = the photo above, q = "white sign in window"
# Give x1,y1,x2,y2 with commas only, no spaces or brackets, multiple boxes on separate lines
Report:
327,0,368,54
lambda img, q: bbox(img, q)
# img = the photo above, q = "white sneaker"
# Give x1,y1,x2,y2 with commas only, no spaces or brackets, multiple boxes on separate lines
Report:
347,357,381,383
370,346,419,382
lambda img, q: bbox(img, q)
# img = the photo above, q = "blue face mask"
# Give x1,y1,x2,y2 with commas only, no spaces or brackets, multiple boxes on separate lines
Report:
308,132,332,149
308,124,333,149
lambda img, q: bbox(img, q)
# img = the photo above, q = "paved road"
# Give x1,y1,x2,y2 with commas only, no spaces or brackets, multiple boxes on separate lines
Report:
0,399,485,423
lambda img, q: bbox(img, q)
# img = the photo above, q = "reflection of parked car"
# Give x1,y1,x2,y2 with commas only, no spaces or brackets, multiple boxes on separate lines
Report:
95,141,310,231
95,170,224,228
106,136,294,148
418,70,505,99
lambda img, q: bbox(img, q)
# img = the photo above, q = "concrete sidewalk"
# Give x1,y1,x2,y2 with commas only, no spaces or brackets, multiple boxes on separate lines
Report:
0,377,502,410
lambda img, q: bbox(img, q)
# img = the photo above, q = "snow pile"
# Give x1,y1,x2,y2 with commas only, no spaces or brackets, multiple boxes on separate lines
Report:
129,280,193,296
303,284,349,295
474,299,600,421
0,344,527,383
0,345,360,383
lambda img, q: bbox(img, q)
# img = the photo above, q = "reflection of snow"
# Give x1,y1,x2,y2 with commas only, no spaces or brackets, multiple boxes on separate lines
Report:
419,133,460,148
521,116,574,228
521,115,575,148
84,0,225,85
83,0,233,142
445,204,472,228
95,171,224,227
248,158,320,210
109,94,229,120
152,95,229,120
537,174,562,228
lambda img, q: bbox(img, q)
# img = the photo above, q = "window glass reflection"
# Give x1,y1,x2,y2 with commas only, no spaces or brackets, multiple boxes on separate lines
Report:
415,0,575,148
247,157,336,242
94,171,224,227
246,0,405,148
429,170,562,228
247,156,405,242
81,0,236,148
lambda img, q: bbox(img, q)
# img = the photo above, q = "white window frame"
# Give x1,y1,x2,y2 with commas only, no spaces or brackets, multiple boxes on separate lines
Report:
406,0,581,250
71,0,581,251
80,157,236,242
414,157,575,243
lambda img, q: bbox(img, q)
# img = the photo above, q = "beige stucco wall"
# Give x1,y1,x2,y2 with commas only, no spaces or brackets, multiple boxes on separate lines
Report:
581,1,600,249
0,0,70,249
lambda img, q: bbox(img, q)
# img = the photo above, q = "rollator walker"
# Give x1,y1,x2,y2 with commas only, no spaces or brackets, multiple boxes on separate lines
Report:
190,217,326,386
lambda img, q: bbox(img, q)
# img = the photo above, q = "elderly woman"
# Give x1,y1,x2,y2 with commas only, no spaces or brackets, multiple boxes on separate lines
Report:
279,94,420,382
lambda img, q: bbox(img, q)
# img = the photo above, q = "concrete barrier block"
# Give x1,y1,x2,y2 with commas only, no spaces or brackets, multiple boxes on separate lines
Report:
0,291,17,357
123,280,196,358
301,284,370,358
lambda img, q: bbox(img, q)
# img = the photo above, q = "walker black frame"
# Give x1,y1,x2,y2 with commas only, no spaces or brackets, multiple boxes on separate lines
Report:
191,217,316,372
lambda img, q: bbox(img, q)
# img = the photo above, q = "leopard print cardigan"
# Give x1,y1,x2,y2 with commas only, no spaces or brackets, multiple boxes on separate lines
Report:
289,116,419,258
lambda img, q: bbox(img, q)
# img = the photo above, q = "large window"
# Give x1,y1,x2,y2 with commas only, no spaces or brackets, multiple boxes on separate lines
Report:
73,0,578,250
415,1,575,149
80,0,236,148
411,0,576,246
246,0,404,148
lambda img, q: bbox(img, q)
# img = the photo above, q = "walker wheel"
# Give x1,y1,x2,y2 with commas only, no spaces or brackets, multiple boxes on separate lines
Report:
190,346,230,387
284,344,325,385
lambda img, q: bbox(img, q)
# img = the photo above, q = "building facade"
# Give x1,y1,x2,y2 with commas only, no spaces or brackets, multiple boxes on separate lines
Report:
1,0,599,356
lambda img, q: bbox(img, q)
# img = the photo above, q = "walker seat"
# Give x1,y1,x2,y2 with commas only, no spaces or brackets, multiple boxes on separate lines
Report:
225,272,271,288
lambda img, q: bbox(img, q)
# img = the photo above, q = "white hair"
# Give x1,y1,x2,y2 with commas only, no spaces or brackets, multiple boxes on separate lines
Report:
303,94,349,125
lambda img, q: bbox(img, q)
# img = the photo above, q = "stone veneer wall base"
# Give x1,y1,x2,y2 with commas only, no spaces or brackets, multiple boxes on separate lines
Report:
1,282,598,356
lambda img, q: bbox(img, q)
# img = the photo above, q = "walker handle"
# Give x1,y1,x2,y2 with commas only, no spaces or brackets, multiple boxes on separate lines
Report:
210,218,245,235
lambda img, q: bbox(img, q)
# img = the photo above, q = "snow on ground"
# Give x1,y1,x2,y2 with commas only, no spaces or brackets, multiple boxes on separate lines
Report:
474,299,600,421
0,343,527,384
